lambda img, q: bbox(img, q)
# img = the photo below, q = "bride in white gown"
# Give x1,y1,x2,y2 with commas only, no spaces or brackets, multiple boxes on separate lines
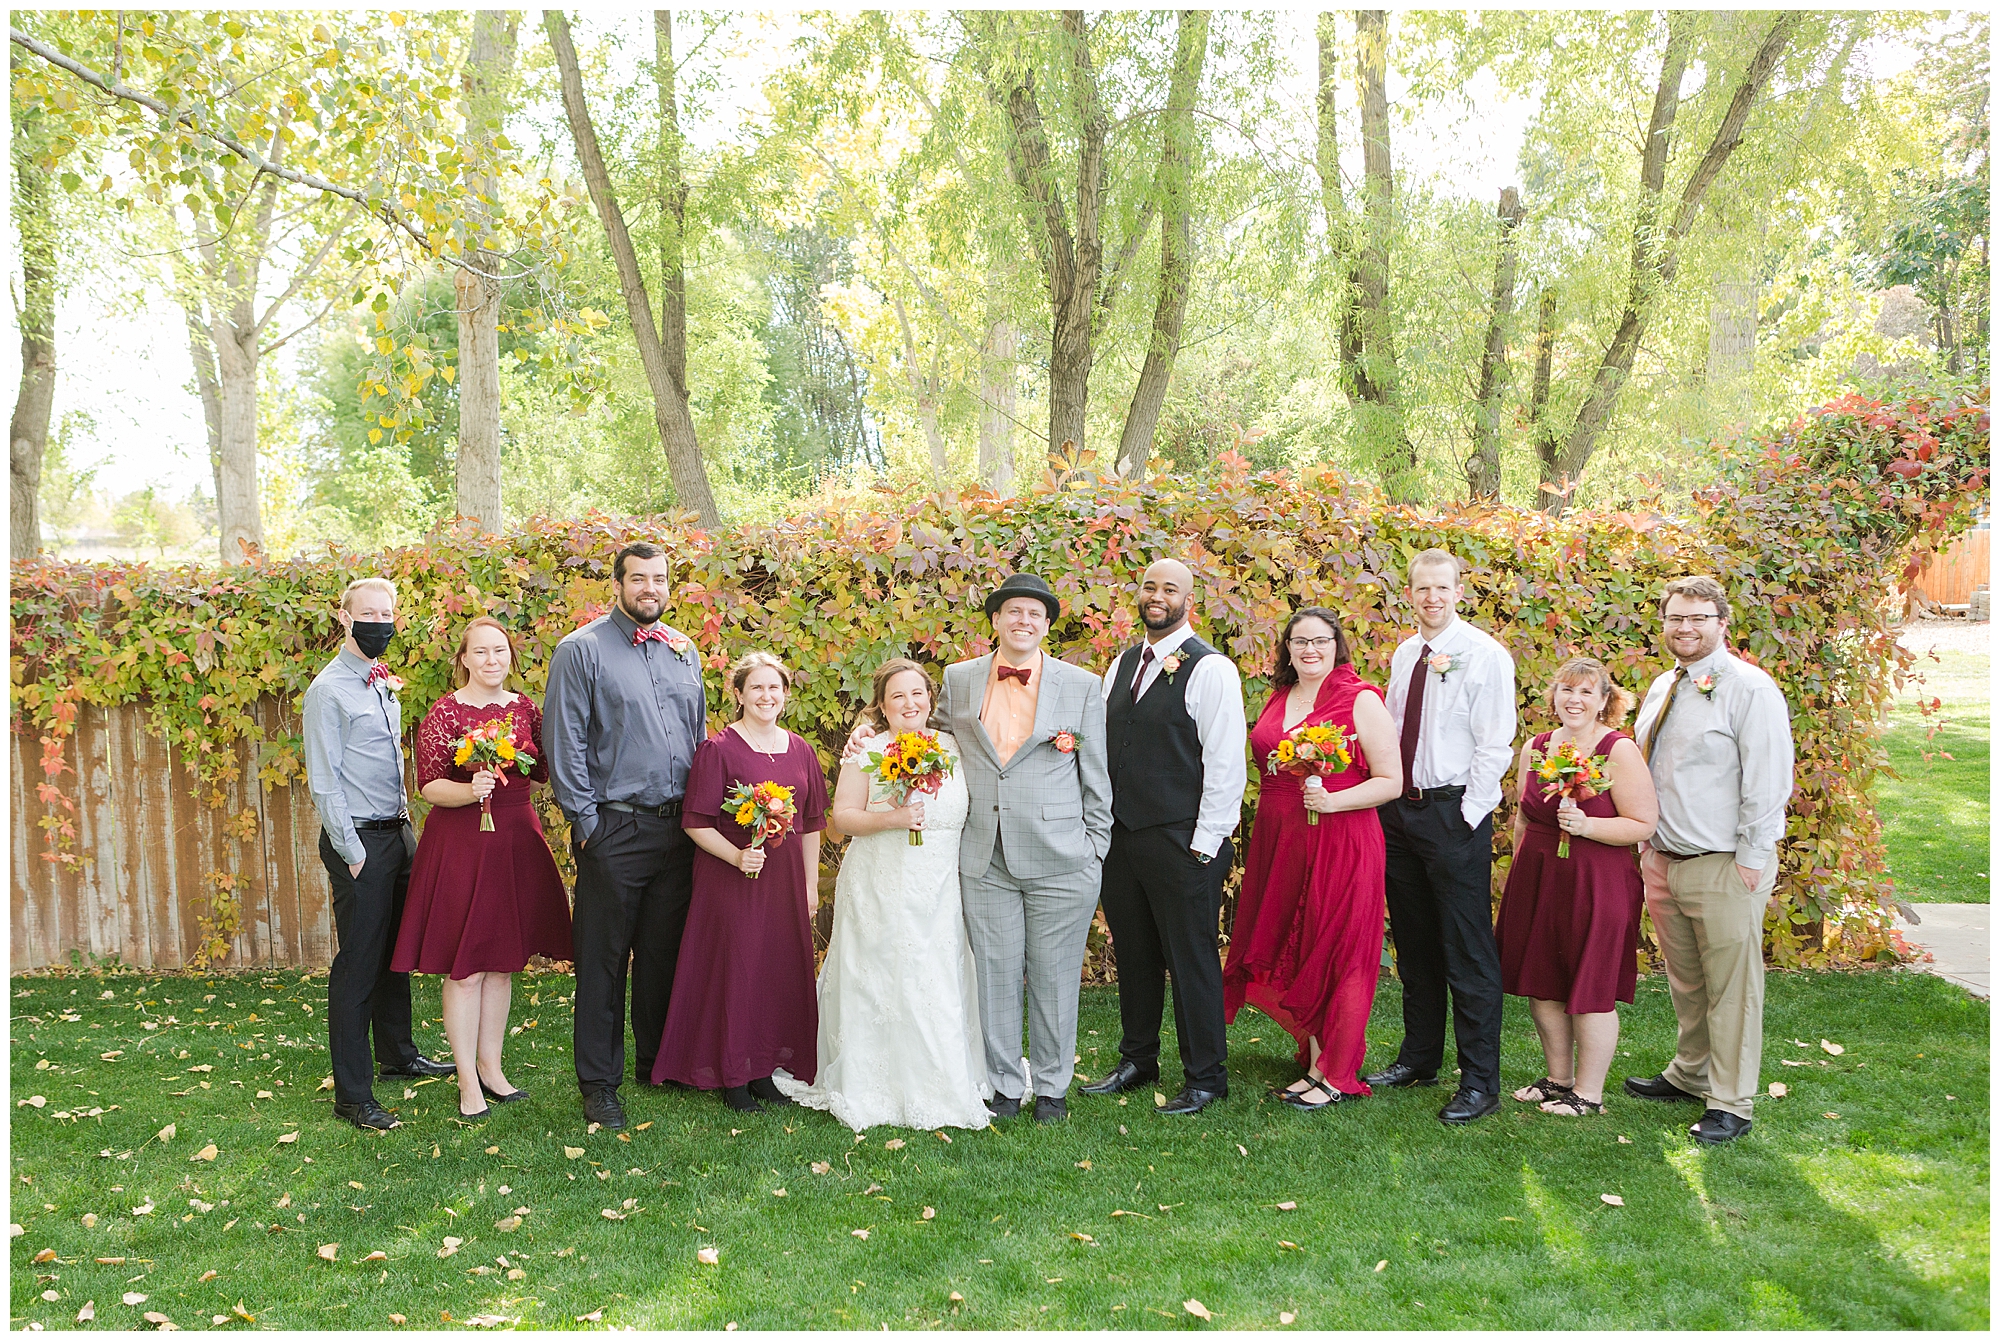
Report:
776,659,993,1131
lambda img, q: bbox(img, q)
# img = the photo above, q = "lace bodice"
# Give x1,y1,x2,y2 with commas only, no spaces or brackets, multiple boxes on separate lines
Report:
416,692,549,789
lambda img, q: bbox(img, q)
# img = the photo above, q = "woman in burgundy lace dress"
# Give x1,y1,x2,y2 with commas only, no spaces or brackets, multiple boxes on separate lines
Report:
393,617,572,1119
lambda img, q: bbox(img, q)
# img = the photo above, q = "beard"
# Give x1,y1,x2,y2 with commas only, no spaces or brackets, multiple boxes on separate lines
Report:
1141,595,1189,632
618,591,664,626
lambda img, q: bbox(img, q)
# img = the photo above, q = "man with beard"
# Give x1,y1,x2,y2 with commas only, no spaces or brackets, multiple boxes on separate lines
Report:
544,542,708,1129
1081,559,1247,1116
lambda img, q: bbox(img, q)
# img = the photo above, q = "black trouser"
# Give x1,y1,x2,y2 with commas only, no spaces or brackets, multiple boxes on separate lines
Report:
570,809,696,1094
320,824,421,1107
1097,821,1233,1093
1379,795,1503,1094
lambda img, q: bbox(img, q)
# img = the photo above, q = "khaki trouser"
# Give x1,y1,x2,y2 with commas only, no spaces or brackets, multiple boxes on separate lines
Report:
1641,850,1774,1120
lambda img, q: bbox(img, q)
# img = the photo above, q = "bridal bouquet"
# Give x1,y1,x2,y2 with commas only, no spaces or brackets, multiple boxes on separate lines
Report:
722,780,797,879
1268,722,1351,825
451,715,535,832
863,730,956,845
1534,740,1605,858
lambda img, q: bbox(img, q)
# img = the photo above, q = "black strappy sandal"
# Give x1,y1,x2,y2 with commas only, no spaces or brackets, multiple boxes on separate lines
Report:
1513,1076,1576,1104
1540,1092,1605,1116
1281,1078,1344,1111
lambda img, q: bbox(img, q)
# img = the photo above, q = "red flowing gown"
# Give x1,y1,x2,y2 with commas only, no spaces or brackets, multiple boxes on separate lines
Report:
392,693,573,978
1223,664,1387,1096
1495,729,1643,1013
653,727,828,1090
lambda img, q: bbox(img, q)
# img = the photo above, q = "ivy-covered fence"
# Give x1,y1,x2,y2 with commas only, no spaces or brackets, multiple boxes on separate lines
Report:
10,388,1987,972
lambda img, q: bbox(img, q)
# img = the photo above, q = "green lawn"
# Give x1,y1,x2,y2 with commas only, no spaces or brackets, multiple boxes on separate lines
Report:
1879,645,1991,903
10,969,1987,1330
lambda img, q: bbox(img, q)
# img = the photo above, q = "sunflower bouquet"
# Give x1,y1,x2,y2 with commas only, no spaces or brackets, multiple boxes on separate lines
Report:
451,714,535,832
722,780,797,878
1267,721,1352,825
863,730,957,845
1534,739,1606,858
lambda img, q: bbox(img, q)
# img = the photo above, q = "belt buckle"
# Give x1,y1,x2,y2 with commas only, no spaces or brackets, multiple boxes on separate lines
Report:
1403,787,1426,805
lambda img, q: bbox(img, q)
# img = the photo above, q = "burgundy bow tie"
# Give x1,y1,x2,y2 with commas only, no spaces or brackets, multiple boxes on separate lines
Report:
996,663,1032,686
633,625,674,646
364,662,395,686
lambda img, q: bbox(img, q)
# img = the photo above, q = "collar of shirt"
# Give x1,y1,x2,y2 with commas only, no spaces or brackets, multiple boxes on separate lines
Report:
991,648,1045,682
336,646,381,682
1672,646,1731,680
607,603,641,643
1141,622,1199,659
1414,614,1471,656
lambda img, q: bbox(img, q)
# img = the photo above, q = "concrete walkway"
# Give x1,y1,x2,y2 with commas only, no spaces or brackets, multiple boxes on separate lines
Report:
1899,903,1990,999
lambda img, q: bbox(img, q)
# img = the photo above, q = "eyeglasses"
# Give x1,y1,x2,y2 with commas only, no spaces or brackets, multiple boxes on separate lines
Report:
1662,614,1721,628
1287,636,1338,651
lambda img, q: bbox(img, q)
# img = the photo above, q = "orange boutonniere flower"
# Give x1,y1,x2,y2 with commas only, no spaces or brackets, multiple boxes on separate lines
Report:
1049,729,1079,754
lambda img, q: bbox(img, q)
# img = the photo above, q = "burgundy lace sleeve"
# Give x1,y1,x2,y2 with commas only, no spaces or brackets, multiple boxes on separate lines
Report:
522,698,550,785
416,699,461,790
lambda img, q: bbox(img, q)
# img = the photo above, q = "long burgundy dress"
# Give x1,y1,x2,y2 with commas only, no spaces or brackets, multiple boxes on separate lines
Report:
392,693,573,978
653,726,828,1090
1495,728,1643,1013
1223,664,1387,1096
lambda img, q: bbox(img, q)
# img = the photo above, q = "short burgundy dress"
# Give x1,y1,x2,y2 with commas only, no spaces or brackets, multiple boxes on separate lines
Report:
392,693,573,978
1223,665,1388,1096
652,726,828,1090
1494,728,1643,1014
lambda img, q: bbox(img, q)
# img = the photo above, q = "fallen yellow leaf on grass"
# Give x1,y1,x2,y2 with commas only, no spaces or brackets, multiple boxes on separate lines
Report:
600,1209,624,1221
388,1315,405,1326
1278,1240,1301,1251
507,1268,525,1281
232,1303,254,1324
851,1229,870,1240
1154,1092,1168,1108
80,1214,97,1228
437,1237,462,1259
696,1248,719,1266
811,1162,832,1175
363,1251,387,1262
33,1247,55,1263
276,1194,291,1209
197,1271,217,1283
192,1144,218,1162
564,1147,585,1160
1600,1194,1624,1207
1374,1260,1387,1273
317,1243,338,1261
495,1216,521,1233
1280,1311,1296,1325
276,1132,298,1145
318,1077,334,1092
1184,1299,1213,1321
157,1124,175,1143
1075,1160,1092,1170
76,1302,94,1322
922,1207,936,1220
1769,1082,1788,1098
485,1146,500,1155
948,1292,965,1303
576,1309,604,1322
347,1181,364,1192
1617,1135,1632,1144
143,1310,173,1327
884,1139,906,1150
1820,1039,1845,1056
1275,1201,1297,1211
1070,1232,1094,1243
936,1131,952,1142
123,1292,148,1306
770,1190,787,1198
1823,1112,1841,1120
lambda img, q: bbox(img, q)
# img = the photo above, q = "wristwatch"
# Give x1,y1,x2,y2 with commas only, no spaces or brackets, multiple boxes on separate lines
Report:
1193,849,1212,865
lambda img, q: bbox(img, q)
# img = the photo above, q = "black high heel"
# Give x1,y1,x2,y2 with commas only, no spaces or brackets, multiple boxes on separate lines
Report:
746,1076,794,1107
722,1085,764,1113
480,1078,528,1104
456,1104,492,1122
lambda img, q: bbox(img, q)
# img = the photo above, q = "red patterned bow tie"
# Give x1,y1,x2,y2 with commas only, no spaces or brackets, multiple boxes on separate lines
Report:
364,662,394,686
996,663,1032,686
633,625,674,646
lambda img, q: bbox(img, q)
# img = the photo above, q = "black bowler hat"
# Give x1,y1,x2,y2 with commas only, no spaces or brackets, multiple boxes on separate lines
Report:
984,573,1061,622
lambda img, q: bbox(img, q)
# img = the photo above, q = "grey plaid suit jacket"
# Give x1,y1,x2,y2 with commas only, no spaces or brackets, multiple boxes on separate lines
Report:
937,653,1112,880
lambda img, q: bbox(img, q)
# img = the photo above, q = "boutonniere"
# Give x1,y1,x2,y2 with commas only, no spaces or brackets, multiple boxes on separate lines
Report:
1692,673,1717,699
1427,652,1456,681
1160,650,1187,682
1048,729,1079,754
381,675,404,693
664,630,692,657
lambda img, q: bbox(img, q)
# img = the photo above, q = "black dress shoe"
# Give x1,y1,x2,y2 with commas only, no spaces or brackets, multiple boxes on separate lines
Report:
1079,1061,1159,1096
480,1079,528,1104
456,1106,492,1122
1623,1073,1703,1103
986,1095,1022,1120
747,1076,794,1107
1362,1062,1438,1089
1033,1096,1068,1123
581,1089,627,1129
381,1053,458,1079
1689,1109,1752,1144
1159,1085,1225,1116
333,1100,402,1131
1438,1088,1500,1124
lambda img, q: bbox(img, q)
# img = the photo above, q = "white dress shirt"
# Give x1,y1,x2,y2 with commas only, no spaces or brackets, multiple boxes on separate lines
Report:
1384,615,1517,828
1099,622,1248,858
1633,646,1794,869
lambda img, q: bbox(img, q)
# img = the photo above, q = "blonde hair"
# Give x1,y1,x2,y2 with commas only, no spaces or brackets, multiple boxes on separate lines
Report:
340,576,397,612
859,658,936,733
727,651,792,719
451,616,521,690
1550,656,1636,728
1406,548,1464,584
1660,574,1732,623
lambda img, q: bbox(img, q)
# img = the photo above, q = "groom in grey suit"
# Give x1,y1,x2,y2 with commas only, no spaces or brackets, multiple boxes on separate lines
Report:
935,574,1112,1122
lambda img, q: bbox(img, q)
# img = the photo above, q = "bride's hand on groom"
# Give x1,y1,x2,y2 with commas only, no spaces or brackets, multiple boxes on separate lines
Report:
841,725,877,765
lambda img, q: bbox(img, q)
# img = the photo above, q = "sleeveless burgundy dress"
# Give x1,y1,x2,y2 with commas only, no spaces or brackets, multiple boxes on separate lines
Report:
392,694,573,978
1223,664,1387,1096
1494,728,1643,1013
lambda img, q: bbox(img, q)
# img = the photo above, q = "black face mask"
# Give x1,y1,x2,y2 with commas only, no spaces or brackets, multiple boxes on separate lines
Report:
349,620,396,660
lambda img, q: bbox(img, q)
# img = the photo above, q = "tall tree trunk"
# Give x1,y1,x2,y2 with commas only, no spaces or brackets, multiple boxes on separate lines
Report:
1465,186,1524,502
1546,11,1799,512
978,296,1017,497
9,78,56,562
889,293,956,503
180,304,224,511
453,10,518,532
211,315,264,562
656,11,690,398
1352,10,1416,492
1528,288,1562,495
545,10,722,528
1116,9,1208,482
1315,14,1370,403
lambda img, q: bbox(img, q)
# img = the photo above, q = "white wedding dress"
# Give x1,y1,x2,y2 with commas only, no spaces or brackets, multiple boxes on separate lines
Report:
776,734,993,1131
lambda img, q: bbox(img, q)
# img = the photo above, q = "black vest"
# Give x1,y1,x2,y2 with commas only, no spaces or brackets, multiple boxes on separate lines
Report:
1104,636,1215,831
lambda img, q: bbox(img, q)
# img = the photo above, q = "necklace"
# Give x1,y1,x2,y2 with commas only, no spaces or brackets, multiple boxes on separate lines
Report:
736,721,788,756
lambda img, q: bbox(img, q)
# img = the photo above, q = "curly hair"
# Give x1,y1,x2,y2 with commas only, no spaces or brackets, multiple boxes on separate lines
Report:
859,658,937,733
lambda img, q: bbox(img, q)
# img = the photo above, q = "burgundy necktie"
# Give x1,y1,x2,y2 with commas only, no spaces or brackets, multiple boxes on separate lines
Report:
996,663,1032,686
1399,643,1431,795
1131,646,1154,702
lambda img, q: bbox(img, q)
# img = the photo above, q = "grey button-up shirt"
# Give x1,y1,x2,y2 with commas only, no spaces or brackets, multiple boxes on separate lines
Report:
1633,646,1795,869
302,648,408,866
542,605,707,843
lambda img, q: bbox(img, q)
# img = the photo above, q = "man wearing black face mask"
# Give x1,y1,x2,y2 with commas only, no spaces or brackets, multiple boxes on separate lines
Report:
303,577,456,1131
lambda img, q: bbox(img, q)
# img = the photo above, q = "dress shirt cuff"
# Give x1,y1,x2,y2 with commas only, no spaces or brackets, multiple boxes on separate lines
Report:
570,806,599,844
330,826,364,868
1733,846,1773,872
1191,830,1225,859
1461,796,1497,830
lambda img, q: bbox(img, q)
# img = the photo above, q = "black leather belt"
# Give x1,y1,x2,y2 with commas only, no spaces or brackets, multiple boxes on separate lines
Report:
1400,785,1465,805
355,815,409,831
1658,849,1726,862
606,799,683,818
